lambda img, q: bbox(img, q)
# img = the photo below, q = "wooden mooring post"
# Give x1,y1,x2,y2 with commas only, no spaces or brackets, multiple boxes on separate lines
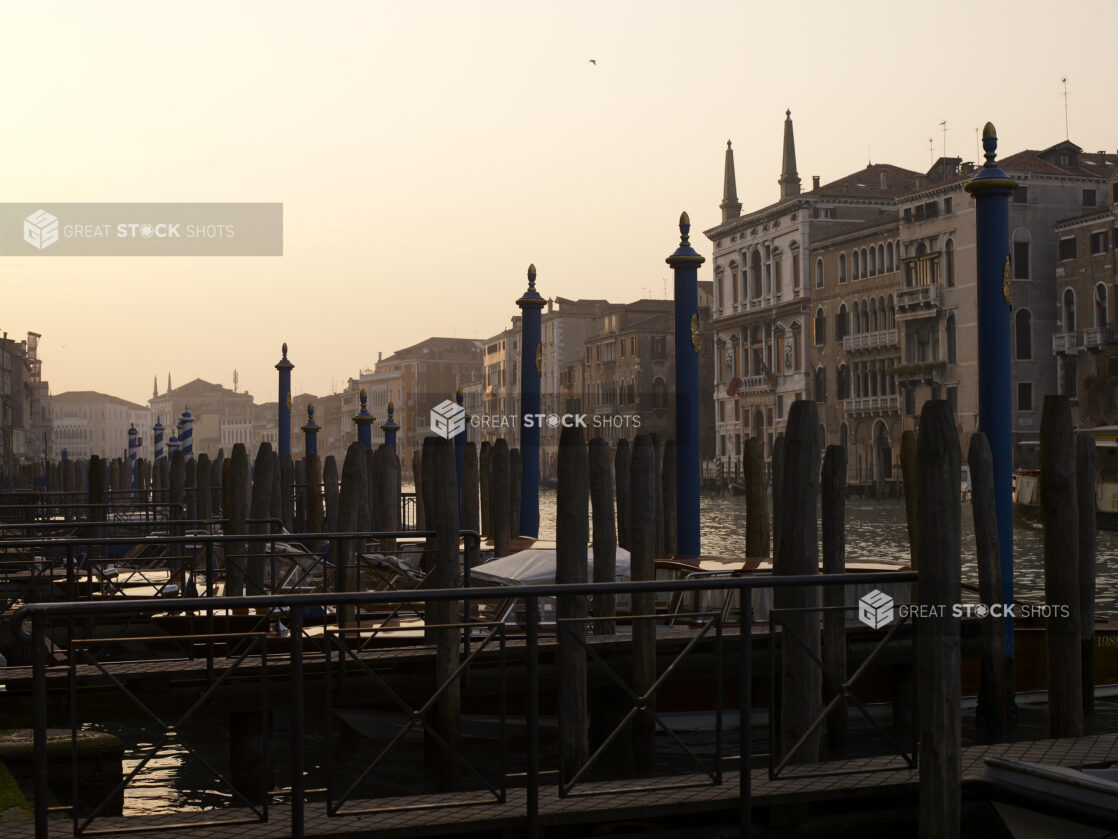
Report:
424,435,461,789
225,444,248,599
306,452,323,533
915,400,961,839
1077,432,1097,731
743,436,768,559
490,439,511,557
774,401,821,765
479,441,491,538
771,434,785,562
1041,395,1082,738
249,444,276,597
556,425,589,779
196,454,212,524
821,443,846,756
337,442,367,624
323,455,339,533
900,430,918,567
509,447,522,539
969,432,1011,742
589,437,617,634
629,434,657,770
462,442,480,568
661,440,677,558
614,438,631,553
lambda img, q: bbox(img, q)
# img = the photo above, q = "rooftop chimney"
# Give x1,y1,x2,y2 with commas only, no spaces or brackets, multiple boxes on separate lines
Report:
812,175,820,189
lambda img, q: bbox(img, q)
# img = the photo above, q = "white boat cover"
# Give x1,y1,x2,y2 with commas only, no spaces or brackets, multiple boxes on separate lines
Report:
471,547,631,587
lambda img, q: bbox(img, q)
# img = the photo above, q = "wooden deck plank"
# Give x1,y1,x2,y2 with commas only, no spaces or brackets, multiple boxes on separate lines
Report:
4,733,1118,838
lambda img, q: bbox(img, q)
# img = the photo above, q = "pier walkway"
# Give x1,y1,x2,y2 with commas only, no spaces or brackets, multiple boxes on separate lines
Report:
5,733,1118,838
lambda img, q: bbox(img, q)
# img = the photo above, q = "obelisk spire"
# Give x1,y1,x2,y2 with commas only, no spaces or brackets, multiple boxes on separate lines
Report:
779,109,801,199
720,140,742,222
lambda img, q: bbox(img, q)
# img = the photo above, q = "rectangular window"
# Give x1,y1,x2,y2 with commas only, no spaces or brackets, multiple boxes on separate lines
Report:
903,207,912,222
905,388,916,416
651,336,666,359
1013,186,1028,204
776,394,784,419
1083,189,1097,207
1059,237,1077,260
1018,382,1032,412
947,386,957,413
1091,231,1108,255
943,196,953,214
1013,241,1030,279
1064,359,1078,399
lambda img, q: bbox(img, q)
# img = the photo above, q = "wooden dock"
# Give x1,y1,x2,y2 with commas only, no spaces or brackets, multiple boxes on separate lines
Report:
4,733,1118,837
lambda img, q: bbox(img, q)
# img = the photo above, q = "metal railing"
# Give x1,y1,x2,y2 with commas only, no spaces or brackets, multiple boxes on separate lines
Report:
10,568,917,839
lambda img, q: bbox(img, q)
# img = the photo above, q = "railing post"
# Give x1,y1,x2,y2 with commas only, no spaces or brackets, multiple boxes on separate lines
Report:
32,612,48,838
739,589,752,837
526,595,540,839
290,604,304,839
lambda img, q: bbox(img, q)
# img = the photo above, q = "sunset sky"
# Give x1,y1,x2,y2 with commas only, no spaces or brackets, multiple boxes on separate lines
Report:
2,0,1116,406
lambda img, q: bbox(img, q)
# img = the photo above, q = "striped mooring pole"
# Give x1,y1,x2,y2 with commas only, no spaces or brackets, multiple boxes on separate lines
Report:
965,122,1017,655
517,263,544,539
153,418,164,460
179,407,194,460
276,343,294,459
354,389,374,450
667,212,705,558
382,402,400,454
167,430,181,456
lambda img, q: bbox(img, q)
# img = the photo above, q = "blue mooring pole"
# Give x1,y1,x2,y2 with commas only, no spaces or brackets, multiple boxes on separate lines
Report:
276,343,294,459
354,389,374,450
153,418,163,461
667,212,705,558
965,122,1017,656
382,402,399,454
517,263,545,539
301,404,320,455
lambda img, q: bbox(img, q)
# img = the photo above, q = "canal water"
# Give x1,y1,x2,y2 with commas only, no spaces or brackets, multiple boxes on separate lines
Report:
531,488,1118,619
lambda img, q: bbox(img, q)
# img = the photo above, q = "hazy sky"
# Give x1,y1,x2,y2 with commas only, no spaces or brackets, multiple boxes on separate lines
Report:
2,0,1116,406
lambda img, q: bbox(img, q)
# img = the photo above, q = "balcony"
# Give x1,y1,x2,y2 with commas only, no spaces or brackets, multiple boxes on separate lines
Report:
895,284,942,318
893,361,947,387
1082,326,1118,350
843,395,901,416
739,374,774,393
1052,332,1081,354
843,329,899,353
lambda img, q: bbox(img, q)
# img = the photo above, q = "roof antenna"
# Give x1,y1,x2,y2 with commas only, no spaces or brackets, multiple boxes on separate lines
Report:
928,137,934,168
1062,77,1070,140
939,120,948,180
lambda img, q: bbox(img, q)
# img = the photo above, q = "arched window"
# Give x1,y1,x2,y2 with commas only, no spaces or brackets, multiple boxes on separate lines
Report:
1096,284,1108,328
878,244,885,274
835,303,849,341
1064,288,1076,332
653,377,667,410
886,241,895,272
862,248,869,278
852,250,860,280
861,300,870,333
947,313,957,364
814,307,826,345
837,364,850,399
814,366,826,402
1016,309,1032,359
839,253,847,283
870,297,878,331
869,247,877,276
815,258,824,288
945,238,956,288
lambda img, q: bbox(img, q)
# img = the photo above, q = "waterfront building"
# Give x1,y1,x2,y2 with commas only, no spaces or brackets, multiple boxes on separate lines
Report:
0,331,50,472
150,377,253,458
703,112,923,475
51,391,151,461
1052,163,1118,425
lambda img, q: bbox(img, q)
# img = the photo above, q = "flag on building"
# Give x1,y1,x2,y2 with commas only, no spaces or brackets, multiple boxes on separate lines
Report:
759,358,777,387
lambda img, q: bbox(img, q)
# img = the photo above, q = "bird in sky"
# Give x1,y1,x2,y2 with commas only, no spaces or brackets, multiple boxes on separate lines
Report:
589,59,597,65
